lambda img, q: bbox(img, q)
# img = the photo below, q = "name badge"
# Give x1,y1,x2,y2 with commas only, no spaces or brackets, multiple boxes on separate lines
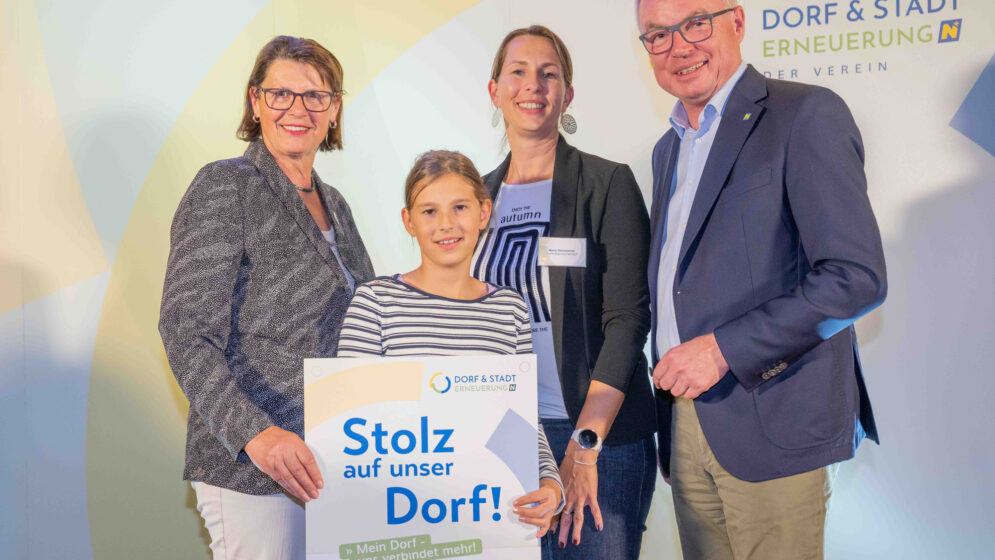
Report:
538,237,586,267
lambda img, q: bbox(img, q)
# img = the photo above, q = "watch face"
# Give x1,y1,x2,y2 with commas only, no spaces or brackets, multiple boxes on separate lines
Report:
578,429,599,448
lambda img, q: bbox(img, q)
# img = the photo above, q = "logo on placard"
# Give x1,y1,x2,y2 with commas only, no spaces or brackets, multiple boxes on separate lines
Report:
938,19,962,43
431,371,521,393
430,372,451,394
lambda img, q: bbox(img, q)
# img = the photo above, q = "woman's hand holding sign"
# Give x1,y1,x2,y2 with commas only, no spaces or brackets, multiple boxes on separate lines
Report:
245,425,324,502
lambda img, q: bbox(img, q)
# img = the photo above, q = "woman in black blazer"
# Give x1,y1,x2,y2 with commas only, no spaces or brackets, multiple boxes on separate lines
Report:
472,26,656,560
159,36,373,558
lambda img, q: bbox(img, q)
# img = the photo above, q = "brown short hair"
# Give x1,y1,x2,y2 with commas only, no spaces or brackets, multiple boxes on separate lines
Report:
490,25,573,88
404,151,490,210
237,36,344,151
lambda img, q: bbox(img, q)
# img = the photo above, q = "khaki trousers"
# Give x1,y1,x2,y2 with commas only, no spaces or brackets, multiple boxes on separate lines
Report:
670,397,838,560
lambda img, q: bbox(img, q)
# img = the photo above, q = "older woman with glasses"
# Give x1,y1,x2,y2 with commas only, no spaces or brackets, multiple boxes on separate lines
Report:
159,35,374,559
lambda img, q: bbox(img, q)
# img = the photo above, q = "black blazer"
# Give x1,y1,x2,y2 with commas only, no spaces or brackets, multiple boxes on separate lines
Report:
483,137,655,446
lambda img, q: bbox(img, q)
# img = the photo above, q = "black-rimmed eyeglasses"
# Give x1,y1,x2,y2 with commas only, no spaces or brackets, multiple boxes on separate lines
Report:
638,7,736,55
255,87,343,112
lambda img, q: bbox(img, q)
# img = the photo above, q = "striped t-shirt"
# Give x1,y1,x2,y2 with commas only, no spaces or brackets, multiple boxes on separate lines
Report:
337,276,562,501
337,276,532,356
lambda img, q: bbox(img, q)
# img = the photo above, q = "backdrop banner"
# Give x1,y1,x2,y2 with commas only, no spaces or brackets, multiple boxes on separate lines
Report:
304,355,540,560
4,1,994,559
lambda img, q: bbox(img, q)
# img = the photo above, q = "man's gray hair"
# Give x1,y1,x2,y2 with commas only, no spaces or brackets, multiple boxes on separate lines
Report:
636,0,740,21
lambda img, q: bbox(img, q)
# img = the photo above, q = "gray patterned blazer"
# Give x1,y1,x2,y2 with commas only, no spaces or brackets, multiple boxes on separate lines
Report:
159,140,374,494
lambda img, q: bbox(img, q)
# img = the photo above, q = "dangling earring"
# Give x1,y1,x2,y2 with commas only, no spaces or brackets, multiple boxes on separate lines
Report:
252,115,260,123
491,106,503,128
560,112,577,134
329,120,337,129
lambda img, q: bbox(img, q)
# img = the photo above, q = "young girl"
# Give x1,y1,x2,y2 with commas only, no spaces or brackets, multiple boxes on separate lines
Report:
336,150,563,537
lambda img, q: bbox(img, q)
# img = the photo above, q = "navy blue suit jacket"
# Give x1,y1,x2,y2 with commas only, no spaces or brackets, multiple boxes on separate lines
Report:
650,66,886,482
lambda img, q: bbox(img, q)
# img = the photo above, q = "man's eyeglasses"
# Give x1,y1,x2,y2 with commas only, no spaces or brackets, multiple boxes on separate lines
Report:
638,7,736,55
256,87,343,112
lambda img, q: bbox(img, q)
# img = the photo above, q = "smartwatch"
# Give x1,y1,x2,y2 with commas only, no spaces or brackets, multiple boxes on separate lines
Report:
570,428,603,452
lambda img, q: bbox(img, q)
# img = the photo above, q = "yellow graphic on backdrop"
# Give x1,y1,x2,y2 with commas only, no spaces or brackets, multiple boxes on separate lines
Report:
0,0,108,314
940,20,960,42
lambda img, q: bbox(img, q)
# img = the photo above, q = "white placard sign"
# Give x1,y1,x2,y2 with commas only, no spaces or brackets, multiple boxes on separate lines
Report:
304,355,540,560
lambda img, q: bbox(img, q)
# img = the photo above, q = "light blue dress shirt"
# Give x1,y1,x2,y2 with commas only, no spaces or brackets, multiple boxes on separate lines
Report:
655,62,748,358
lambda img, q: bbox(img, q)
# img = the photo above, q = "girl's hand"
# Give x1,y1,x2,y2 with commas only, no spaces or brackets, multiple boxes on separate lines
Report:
556,445,602,548
513,478,562,538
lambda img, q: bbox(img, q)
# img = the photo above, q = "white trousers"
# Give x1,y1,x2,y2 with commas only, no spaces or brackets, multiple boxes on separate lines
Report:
192,481,304,560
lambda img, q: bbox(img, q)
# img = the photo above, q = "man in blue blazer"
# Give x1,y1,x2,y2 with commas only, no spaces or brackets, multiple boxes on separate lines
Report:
637,0,887,557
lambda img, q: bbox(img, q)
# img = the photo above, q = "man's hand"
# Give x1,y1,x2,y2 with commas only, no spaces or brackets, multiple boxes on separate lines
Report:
244,425,324,502
653,333,729,399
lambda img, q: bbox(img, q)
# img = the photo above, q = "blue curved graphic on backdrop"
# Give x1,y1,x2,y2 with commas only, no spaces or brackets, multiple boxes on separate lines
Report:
950,52,995,158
